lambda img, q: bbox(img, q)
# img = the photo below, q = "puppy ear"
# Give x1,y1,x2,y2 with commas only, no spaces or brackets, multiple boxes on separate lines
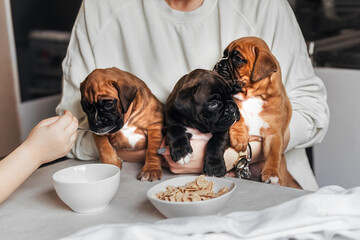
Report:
174,86,197,114
80,78,87,96
79,80,89,111
113,82,138,113
251,47,278,82
80,82,84,95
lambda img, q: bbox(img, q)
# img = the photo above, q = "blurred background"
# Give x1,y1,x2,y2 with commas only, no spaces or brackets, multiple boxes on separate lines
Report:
0,0,359,188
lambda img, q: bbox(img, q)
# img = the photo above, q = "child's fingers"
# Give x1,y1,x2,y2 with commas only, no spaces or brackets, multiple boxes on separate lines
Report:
64,116,78,135
55,111,74,129
226,170,236,177
37,116,60,127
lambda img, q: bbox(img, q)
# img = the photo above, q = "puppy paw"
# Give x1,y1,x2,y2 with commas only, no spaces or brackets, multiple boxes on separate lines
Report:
169,138,193,163
261,169,281,185
136,167,162,182
100,154,122,169
231,138,248,152
203,156,226,177
177,153,193,165
229,129,249,152
203,164,227,177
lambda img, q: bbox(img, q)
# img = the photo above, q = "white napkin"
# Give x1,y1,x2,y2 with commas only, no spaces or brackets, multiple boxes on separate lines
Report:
61,185,360,240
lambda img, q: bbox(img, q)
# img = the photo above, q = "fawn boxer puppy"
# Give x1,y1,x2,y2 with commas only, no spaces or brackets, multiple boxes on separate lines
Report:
214,37,301,188
164,69,240,177
80,67,163,181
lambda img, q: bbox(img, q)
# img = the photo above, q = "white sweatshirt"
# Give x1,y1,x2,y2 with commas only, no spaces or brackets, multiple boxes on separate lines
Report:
56,0,329,191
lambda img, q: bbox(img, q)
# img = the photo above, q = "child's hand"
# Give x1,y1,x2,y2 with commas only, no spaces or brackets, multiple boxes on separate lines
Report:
23,111,78,165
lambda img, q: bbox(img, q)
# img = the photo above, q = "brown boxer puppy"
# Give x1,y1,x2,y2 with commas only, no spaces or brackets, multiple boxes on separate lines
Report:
80,67,163,181
214,37,301,188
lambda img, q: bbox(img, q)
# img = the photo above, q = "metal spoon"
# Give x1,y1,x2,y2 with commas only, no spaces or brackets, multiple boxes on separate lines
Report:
77,126,115,135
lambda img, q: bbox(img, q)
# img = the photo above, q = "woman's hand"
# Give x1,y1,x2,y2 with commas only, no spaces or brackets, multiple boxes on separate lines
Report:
163,140,245,174
163,139,263,175
163,127,290,176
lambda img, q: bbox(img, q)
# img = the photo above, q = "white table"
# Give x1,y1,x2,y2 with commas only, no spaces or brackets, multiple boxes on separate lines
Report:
0,159,308,239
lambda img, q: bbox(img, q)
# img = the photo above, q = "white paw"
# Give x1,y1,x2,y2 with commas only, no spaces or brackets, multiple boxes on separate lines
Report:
140,176,149,182
269,176,279,185
177,153,192,165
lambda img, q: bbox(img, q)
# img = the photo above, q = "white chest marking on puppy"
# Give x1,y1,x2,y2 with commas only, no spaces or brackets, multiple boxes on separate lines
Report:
120,122,145,148
234,95,269,136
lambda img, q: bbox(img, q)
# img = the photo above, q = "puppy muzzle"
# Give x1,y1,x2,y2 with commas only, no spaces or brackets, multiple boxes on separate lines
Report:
214,59,243,94
211,101,240,132
224,101,240,122
214,58,231,80
88,113,123,134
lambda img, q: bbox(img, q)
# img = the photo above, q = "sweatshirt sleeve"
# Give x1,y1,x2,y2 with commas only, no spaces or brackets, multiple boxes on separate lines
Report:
55,1,98,160
255,0,330,151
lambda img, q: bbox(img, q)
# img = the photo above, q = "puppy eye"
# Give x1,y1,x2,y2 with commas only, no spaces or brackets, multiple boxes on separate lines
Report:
208,100,219,109
104,101,115,110
241,81,247,87
232,55,246,64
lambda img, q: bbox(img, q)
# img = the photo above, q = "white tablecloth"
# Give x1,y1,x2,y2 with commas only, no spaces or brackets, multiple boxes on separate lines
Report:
0,159,309,239
62,185,360,240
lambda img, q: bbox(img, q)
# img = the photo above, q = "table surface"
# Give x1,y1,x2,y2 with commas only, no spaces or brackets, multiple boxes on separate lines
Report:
0,159,308,239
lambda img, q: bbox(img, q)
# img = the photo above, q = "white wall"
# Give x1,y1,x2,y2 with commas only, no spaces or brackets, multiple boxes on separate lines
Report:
313,67,360,188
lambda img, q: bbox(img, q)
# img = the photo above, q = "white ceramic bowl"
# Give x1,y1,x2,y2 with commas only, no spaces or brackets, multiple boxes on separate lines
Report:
147,176,236,218
52,163,120,213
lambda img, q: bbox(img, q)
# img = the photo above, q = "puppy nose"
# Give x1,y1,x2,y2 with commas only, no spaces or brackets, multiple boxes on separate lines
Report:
229,106,237,115
217,61,225,68
214,61,223,71
224,107,233,115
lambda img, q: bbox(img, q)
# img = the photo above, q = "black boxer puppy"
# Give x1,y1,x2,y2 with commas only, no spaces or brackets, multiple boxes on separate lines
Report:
164,69,240,177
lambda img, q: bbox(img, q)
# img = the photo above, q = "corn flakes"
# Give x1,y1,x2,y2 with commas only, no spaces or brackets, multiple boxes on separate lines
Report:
154,175,229,202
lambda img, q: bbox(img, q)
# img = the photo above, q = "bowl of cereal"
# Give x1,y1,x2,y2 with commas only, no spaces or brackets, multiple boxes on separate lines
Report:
147,175,236,218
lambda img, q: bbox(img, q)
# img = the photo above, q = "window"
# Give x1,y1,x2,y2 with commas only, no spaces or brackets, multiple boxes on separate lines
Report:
291,0,360,69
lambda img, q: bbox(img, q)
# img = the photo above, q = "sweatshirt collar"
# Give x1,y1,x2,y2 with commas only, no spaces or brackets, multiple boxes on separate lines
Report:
152,0,217,23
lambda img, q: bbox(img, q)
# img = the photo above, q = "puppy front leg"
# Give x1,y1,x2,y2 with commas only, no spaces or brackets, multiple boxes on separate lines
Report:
229,117,249,152
167,125,193,164
137,123,163,182
261,134,283,185
93,134,122,168
203,131,228,177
